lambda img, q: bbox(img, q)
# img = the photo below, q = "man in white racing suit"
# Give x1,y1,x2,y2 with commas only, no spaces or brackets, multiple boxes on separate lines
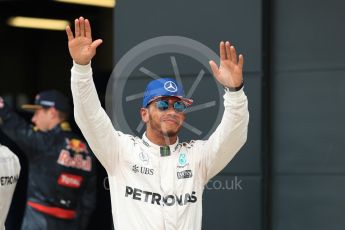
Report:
67,17,249,230
0,144,20,230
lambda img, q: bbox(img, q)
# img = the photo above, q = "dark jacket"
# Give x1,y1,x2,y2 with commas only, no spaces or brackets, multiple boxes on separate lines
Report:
0,101,97,229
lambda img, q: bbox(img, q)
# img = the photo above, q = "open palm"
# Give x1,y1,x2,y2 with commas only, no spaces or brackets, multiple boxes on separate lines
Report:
66,17,103,65
209,41,244,88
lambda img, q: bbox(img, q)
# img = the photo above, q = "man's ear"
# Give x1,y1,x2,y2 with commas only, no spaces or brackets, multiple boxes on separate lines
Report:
48,107,58,119
140,108,149,123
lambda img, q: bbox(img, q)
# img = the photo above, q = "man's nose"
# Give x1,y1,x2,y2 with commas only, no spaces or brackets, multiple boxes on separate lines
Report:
31,115,36,123
166,105,177,114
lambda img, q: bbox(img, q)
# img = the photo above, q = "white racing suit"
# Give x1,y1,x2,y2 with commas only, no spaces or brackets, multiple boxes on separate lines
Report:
0,145,20,230
71,62,249,230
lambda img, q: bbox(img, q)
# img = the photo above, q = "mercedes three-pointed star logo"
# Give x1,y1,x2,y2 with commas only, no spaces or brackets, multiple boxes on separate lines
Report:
164,81,178,92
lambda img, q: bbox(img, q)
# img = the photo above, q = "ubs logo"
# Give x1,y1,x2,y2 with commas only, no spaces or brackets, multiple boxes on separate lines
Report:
132,164,154,175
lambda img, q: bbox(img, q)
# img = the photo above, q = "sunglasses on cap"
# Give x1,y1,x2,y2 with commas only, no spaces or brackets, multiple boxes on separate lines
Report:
153,100,187,113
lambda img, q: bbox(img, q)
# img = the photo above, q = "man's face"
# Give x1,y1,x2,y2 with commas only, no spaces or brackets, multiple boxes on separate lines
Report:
141,97,186,137
31,108,52,132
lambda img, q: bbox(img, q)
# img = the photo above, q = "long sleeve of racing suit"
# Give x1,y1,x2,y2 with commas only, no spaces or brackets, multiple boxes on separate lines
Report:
71,61,249,184
71,62,124,175
197,86,249,183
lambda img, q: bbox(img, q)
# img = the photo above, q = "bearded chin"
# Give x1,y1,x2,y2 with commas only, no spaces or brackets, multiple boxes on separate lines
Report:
162,129,178,137
161,122,183,137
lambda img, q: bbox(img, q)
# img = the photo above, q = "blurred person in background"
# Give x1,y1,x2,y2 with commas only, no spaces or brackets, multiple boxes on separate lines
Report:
0,91,97,230
0,143,20,230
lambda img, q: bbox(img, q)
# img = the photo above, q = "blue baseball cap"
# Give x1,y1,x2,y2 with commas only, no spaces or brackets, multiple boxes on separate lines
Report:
142,78,193,108
21,90,71,113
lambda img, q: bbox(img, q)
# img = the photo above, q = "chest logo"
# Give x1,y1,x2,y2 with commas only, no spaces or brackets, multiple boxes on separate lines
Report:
57,173,83,188
178,153,187,167
139,152,149,165
177,170,193,179
132,164,154,176
57,150,92,172
66,138,89,154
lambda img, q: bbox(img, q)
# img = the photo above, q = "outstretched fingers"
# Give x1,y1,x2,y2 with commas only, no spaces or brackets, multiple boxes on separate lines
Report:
230,45,238,63
74,19,80,37
79,17,85,37
91,39,103,50
85,19,92,39
209,60,220,78
71,17,92,39
219,41,226,60
225,41,232,60
223,41,243,65
66,25,74,41
238,54,244,70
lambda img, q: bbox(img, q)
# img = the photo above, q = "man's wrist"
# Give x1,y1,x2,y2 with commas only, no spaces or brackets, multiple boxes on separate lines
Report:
225,81,244,92
72,61,92,74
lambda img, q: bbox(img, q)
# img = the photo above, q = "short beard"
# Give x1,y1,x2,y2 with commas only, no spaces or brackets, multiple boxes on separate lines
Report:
161,129,178,137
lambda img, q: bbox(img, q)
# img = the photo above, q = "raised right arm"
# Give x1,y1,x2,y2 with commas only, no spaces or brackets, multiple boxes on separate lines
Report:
68,17,121,173
0,98,41,156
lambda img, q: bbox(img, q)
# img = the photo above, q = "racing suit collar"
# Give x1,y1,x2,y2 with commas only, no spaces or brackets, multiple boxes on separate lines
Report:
142,132,179,152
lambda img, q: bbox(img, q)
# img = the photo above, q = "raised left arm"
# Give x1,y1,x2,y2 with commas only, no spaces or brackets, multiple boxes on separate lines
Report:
199,41,249,182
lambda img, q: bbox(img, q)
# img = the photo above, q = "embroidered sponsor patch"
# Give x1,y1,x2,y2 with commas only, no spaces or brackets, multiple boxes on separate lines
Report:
57,173,83,188
177,153,189,168
138,152,149,165
132,164,154,175
66,138,89,154
177,170,193,179
125,185,197,206
0,175,19,186
57,150,92,171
